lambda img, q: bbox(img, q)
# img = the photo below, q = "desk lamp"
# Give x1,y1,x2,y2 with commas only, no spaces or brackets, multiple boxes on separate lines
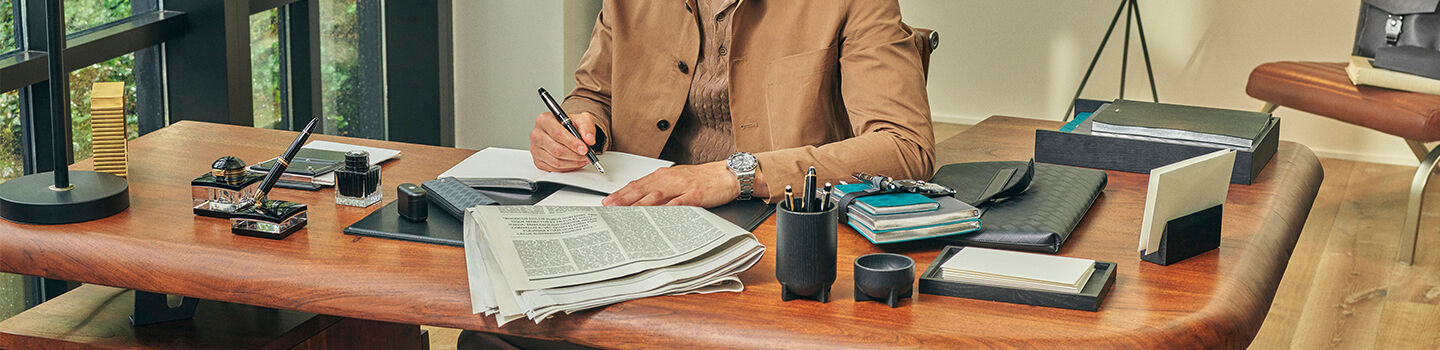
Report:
0,1,129,224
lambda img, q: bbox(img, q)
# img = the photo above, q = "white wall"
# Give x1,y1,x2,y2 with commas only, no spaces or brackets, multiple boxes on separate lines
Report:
901,0,1418,165
454,0,1419,165
451,1,599,150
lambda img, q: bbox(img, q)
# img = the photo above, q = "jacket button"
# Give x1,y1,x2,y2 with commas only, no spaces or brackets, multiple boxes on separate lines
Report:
677,61,689,74
657,120,671,131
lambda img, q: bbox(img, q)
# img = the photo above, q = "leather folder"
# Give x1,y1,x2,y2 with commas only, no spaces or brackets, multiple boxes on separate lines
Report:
929,161,1107,254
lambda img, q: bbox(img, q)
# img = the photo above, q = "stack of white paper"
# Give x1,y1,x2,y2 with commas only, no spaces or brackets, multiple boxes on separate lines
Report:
940,247,1096,294
464,205,765,326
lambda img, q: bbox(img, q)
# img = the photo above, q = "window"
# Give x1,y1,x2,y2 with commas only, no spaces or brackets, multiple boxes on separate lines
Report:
2,0,14,52
65,0,131,33
252,9,282,129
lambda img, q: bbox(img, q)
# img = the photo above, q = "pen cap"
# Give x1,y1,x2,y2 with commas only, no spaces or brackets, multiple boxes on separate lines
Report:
344,150,371,171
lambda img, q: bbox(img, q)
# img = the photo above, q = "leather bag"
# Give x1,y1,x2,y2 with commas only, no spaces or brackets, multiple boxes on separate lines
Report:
1354,0,1440,58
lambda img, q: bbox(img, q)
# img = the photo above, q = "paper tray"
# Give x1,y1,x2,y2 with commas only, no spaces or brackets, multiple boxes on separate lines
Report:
1034,117,1278,185
918,246,1116,312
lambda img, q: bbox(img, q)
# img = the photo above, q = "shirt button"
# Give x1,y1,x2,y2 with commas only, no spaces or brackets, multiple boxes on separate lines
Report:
677,61,689,74
657,120,671,131
718,46,728,56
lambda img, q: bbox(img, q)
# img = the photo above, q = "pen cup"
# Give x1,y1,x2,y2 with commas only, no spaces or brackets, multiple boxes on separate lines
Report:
775,203,838,303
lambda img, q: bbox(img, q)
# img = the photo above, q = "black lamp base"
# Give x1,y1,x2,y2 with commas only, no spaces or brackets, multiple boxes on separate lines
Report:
0,170,130,224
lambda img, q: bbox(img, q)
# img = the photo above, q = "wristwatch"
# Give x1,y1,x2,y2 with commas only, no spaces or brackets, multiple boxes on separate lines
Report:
726,152,758,200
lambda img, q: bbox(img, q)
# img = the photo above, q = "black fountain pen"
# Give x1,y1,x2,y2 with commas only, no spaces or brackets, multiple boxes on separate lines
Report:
539,88,605,173
244,118,319,209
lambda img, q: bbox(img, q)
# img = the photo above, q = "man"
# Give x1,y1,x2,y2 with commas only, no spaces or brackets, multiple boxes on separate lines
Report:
529,0,934,209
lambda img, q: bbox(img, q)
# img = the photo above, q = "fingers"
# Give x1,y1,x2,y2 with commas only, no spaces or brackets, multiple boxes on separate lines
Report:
529,112,592,172
536,113,591,156
571,112,599,146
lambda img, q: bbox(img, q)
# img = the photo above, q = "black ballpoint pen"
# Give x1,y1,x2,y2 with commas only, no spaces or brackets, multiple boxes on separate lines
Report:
538,88,606,173
247,118,319,208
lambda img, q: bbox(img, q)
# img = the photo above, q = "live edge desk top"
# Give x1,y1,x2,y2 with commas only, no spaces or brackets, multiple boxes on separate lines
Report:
0,117,1323,349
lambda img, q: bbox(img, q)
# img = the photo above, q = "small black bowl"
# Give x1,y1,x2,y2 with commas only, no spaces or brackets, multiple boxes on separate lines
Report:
853,253,915,308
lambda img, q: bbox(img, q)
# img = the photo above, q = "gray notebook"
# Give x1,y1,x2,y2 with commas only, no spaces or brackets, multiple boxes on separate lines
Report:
1091,100,1272,149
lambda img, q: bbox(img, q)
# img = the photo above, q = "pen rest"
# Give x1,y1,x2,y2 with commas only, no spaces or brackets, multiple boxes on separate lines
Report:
1141,204,1222,266
775,205,837,303
230,199,308,240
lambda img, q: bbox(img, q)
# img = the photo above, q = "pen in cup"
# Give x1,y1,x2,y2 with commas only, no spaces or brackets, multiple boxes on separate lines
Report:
822,182,833,211
803,167,817,212
538,88,605,173
784,186,795,211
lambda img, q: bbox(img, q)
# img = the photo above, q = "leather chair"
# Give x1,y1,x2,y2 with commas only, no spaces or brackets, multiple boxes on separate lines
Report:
913,28,940,77
1246,61,1440,265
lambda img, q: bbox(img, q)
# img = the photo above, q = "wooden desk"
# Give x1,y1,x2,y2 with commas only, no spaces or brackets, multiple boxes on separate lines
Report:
0,116,1322,349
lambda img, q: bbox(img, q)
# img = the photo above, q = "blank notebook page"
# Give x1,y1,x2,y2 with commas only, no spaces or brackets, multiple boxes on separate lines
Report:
940,247,1094,286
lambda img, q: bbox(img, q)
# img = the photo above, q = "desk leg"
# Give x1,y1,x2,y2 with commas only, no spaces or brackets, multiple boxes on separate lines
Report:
131,291,199,326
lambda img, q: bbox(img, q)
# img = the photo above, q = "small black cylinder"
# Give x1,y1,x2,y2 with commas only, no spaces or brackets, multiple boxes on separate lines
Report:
775,204,838,302
397,183,428,222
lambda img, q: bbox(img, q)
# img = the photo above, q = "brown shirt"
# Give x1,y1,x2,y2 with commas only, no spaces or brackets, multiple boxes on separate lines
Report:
660,0,740,164
563,0,934,203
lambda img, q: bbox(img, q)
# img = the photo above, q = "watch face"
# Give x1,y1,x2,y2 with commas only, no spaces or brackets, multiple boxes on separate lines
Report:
728,153,757,172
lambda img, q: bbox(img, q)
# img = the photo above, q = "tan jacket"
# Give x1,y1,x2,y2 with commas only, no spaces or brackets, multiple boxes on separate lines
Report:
563,0,935,203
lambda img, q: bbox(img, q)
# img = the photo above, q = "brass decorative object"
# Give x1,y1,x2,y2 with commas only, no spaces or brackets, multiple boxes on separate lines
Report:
91,82,128,178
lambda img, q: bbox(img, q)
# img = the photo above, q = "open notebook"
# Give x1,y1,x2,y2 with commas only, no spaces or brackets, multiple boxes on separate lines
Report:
438,147,673,194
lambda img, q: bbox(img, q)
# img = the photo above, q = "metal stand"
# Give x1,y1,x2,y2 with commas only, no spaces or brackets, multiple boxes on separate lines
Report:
1064,0,1159,121
131,291,200,326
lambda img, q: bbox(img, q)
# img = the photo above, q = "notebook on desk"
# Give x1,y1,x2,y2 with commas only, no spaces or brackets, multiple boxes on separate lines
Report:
438,147,672,193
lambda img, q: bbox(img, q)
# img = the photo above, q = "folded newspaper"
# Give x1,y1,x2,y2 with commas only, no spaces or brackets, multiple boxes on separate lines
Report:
464,205,765,326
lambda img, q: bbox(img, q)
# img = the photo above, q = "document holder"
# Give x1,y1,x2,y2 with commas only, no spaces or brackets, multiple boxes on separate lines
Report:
1141,205,1223,266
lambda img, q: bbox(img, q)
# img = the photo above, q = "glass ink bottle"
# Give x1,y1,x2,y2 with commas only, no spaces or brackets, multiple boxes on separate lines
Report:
335,150,382,207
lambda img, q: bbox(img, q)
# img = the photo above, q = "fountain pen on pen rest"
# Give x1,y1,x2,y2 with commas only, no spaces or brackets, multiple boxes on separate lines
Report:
230,118,319,239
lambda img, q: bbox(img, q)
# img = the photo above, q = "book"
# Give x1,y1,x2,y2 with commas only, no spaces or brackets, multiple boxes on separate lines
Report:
845,194,980,231
829,183,939,215
1139,149,1235,254
848,217,981,244
1090,100,1273,150
939,247,1096,294
438,147,672,194
249,141,401,186
1346,55,1440,96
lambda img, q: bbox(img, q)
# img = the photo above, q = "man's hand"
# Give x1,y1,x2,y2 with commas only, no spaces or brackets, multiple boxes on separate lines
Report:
603,162,739,208
529,111,599,172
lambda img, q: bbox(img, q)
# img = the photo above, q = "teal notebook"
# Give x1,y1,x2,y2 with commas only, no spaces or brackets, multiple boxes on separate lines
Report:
830,183,939,215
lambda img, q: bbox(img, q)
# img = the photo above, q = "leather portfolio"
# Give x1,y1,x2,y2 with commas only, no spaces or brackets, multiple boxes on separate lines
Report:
929,161,1107,254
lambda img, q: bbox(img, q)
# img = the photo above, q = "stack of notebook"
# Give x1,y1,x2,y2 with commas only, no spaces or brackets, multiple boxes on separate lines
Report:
1088,100,1275,151
939,247,1096,294
828,183,981,244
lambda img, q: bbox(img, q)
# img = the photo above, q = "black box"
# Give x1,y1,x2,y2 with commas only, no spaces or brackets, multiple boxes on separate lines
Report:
1035,118,1278,185
918,246,1116,312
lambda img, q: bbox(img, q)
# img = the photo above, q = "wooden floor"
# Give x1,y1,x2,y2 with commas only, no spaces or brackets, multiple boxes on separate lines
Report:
1250,158,1440,349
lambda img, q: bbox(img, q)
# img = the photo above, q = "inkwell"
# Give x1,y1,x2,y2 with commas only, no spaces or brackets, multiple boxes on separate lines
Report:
191,156,266,218
229,119,318,239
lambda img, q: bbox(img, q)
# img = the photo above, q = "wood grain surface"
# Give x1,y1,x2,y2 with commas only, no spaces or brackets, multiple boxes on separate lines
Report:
0,117,1323,349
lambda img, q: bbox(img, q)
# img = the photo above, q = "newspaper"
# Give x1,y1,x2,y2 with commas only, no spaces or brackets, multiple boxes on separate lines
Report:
464,205,765,325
